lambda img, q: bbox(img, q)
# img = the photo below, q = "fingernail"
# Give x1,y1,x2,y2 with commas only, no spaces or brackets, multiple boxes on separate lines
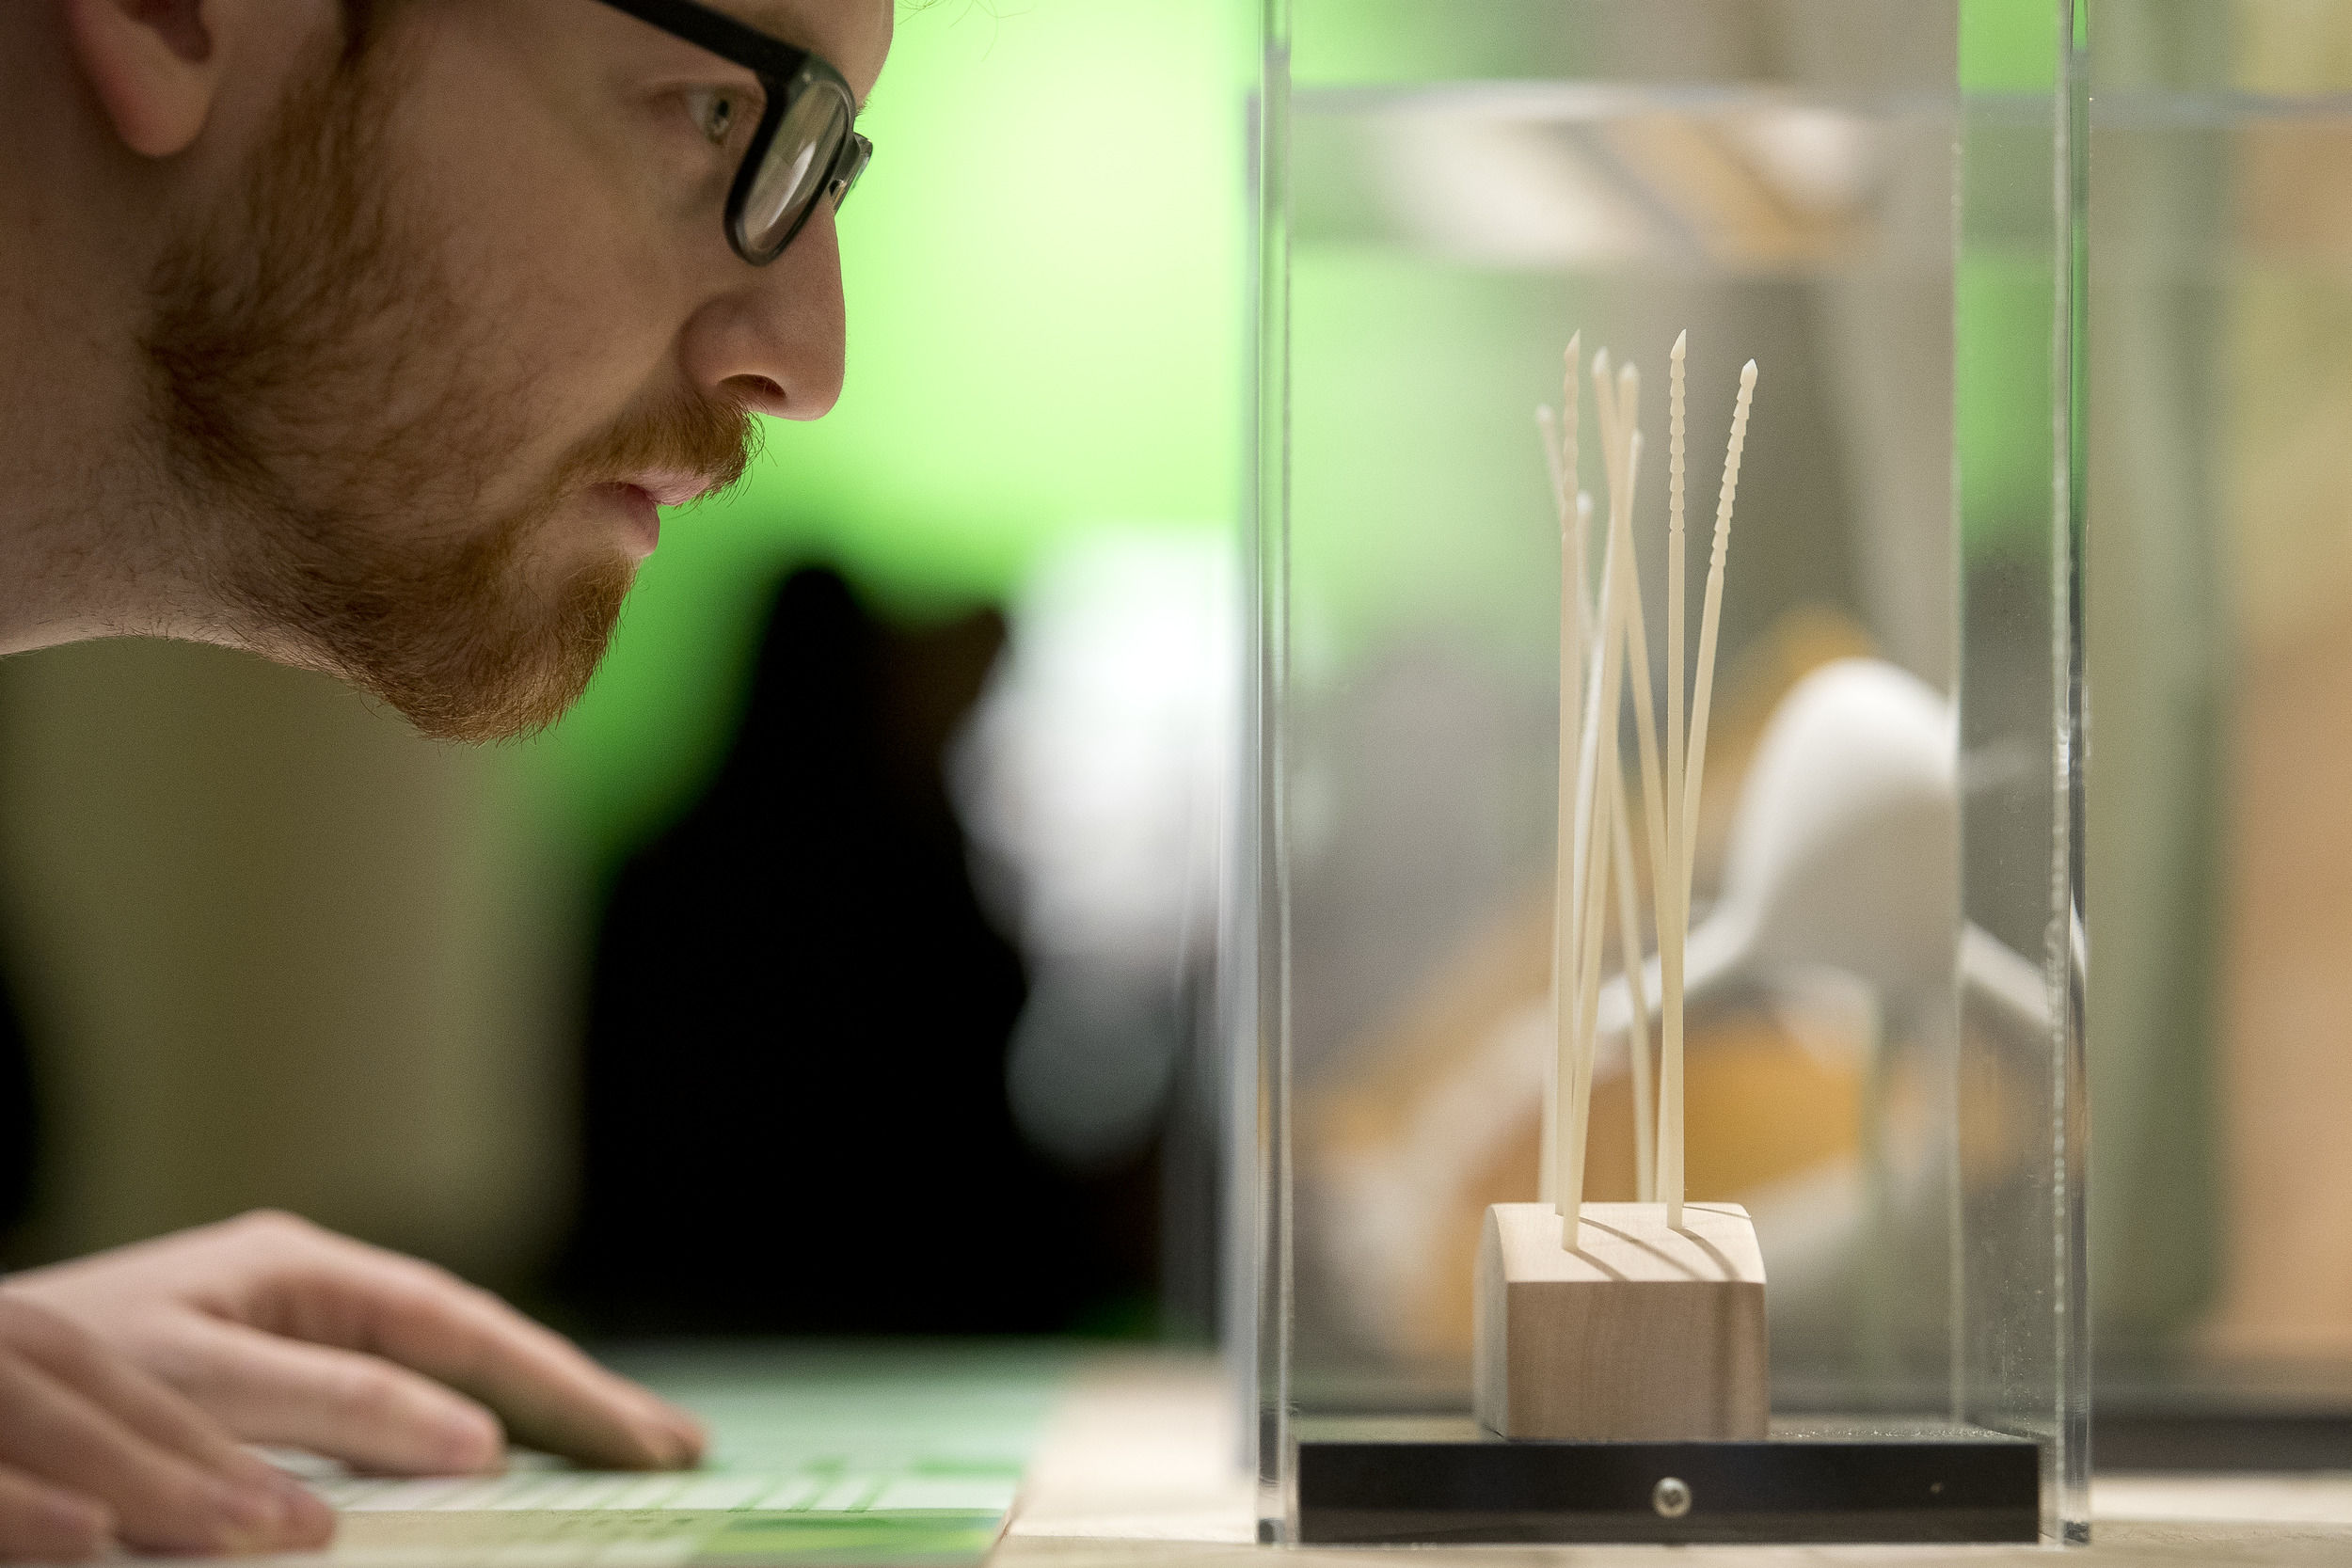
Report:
35,1496,109,1559
653,1412,697,1466
271,1476,338,1545
215,1483,285,1548
644,1400,705,1464
436,1411,505,1473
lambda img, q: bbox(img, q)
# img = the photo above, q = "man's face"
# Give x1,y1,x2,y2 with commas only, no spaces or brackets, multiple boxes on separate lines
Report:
146,0,891,742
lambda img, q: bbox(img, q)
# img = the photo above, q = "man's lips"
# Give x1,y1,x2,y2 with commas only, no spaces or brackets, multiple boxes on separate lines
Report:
596,483,665,561
624,471,720,509
590,473,720,561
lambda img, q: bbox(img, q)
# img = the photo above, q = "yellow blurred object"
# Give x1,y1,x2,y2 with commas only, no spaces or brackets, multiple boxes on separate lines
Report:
1298,605,1881,1368
1685,605,1877,898
1314,1001,1865,1368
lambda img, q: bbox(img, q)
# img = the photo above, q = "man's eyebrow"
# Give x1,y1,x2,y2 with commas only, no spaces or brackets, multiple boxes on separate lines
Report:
727,0,877,114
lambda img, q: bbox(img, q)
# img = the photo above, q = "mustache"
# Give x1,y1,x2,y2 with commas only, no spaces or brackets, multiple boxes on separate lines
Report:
564,388,762,507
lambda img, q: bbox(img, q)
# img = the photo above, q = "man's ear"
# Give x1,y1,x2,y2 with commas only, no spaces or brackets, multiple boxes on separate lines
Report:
62,0,232,158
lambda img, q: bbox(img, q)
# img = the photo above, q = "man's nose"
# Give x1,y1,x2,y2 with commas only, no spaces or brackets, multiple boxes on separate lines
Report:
678,204,848,420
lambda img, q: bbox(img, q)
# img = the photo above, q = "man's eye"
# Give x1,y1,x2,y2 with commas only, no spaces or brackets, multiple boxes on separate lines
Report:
684,87,744,147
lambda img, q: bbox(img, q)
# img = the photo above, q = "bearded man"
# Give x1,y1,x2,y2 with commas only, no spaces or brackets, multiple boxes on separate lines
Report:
0,0,887,1555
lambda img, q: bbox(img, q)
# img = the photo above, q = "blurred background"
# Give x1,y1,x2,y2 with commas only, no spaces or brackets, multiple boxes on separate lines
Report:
0,0,2346,1441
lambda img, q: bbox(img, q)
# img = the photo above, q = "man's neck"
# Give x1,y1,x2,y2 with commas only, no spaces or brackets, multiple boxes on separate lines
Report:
0,10,206,658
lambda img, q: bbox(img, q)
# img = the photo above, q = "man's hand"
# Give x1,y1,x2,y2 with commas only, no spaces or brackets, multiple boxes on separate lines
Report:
4,1211,706,1478
0,1293,333,1559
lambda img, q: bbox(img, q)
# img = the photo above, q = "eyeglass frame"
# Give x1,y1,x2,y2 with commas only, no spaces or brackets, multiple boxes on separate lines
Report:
592,0,873,265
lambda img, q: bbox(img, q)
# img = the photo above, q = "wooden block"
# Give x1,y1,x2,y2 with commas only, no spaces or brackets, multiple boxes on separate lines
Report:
1473,1201,1768,1441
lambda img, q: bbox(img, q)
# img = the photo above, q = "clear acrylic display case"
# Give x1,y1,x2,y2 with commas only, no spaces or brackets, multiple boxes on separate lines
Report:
1237,0,2089,1544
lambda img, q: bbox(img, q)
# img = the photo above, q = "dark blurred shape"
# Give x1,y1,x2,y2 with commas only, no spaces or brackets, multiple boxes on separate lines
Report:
0,958,37,1250
560,567,1154,1334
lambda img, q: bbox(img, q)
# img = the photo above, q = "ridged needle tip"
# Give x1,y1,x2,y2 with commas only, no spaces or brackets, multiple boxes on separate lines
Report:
1740,359,1758,386
1672,329,1687,356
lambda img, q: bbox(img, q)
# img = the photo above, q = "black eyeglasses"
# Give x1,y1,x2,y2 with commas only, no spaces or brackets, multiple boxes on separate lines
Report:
594,0,872,265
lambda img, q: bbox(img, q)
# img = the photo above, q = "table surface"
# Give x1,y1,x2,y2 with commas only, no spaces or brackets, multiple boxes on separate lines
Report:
1008,1354,2352,1567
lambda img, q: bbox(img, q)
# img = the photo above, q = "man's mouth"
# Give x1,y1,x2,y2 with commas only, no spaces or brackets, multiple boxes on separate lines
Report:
596,483,662,561
624,471,720,509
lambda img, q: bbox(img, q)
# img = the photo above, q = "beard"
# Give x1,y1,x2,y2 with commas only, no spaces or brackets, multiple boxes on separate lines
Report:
141,27,754,742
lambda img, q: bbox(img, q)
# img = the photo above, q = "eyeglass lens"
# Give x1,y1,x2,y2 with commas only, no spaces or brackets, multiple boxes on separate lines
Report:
740,84,853,259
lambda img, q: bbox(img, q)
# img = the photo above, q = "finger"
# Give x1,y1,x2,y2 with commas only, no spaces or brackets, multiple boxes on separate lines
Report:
145,1315,505,1477
0,1467,111,1563
6,1314,338,1547
262,1243,703,1469
0,1356,305,1555
9,1302,281,1483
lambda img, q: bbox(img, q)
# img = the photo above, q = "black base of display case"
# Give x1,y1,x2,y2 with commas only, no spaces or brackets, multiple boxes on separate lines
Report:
1293,1416,2042,1544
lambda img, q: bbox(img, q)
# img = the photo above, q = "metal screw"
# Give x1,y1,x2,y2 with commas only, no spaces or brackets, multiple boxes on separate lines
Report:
1652,1476,1692,1519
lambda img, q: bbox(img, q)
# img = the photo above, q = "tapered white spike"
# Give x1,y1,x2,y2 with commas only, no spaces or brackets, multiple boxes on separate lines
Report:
1668,358,1758,1225
1566,423,1644,1246
1610,766,1656,1202
1537,336,1587,1217
1559,512,1623,1234
1593,356,1677,1224
1563,333,1583,610
1661,332,1689,1226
